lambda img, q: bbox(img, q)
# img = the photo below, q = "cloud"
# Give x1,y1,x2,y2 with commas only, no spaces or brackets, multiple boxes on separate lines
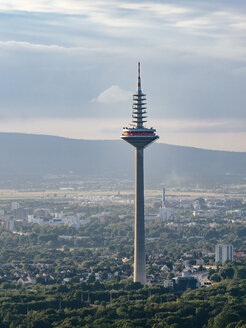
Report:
0,0,246,151
0,40,121,55
92,85,131,104
0,1,190,17
0,40,68,53
1,1,246,62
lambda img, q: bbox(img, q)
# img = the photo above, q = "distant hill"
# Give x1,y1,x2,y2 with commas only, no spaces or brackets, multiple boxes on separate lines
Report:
0,132,245,187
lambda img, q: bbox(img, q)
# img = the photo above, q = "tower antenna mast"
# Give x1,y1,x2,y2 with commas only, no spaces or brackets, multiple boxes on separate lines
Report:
121,63,159,284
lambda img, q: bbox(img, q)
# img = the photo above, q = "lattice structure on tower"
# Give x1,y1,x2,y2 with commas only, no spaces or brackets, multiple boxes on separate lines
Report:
121,62,158,148
132,62,147,128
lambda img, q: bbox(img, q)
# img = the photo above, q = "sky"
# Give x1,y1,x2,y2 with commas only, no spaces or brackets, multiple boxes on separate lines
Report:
0,0,246,151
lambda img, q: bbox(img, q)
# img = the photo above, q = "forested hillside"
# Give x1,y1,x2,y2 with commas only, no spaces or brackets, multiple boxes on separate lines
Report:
0,132,245,186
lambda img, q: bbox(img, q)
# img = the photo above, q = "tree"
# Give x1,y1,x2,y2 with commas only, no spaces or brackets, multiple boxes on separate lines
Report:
235,267,246,279
213,308,239,328
210,273,221,282
220,267,234,280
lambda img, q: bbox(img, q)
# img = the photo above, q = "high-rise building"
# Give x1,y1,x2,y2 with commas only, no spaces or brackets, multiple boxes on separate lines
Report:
121,63,159,284
159,207,174,221
162,187,166,207
159,187,175,221
11,202,20,211
4,220,15,232
13,207,32,221
215,244,233,264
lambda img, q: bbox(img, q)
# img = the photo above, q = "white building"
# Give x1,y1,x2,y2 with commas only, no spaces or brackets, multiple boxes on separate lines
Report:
63,215,80,229
215,244,233,264
164,280,173,288
28,213,81,229
11,202,20,210
182,270,191,278
159,207,175,221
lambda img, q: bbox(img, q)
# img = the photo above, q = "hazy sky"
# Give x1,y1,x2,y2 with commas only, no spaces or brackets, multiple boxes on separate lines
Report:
0,0,246,151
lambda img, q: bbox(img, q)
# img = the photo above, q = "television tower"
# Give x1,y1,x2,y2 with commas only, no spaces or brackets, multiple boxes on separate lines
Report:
121,63,159,284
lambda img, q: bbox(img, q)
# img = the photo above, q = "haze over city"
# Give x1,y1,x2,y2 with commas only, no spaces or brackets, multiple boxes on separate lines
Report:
0,0,246,150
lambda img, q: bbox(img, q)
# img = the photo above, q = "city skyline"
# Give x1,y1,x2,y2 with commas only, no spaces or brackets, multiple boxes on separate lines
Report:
0,1,246,151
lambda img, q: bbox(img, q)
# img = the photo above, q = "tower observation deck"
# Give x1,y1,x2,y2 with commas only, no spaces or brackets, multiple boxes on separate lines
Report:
121,63,159,284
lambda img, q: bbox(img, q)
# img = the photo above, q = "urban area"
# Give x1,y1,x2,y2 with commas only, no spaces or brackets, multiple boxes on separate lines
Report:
0,180,245,327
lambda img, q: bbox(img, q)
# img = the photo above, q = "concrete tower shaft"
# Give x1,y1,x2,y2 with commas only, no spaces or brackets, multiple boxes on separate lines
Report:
121,63,159,285
134,146,146,284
